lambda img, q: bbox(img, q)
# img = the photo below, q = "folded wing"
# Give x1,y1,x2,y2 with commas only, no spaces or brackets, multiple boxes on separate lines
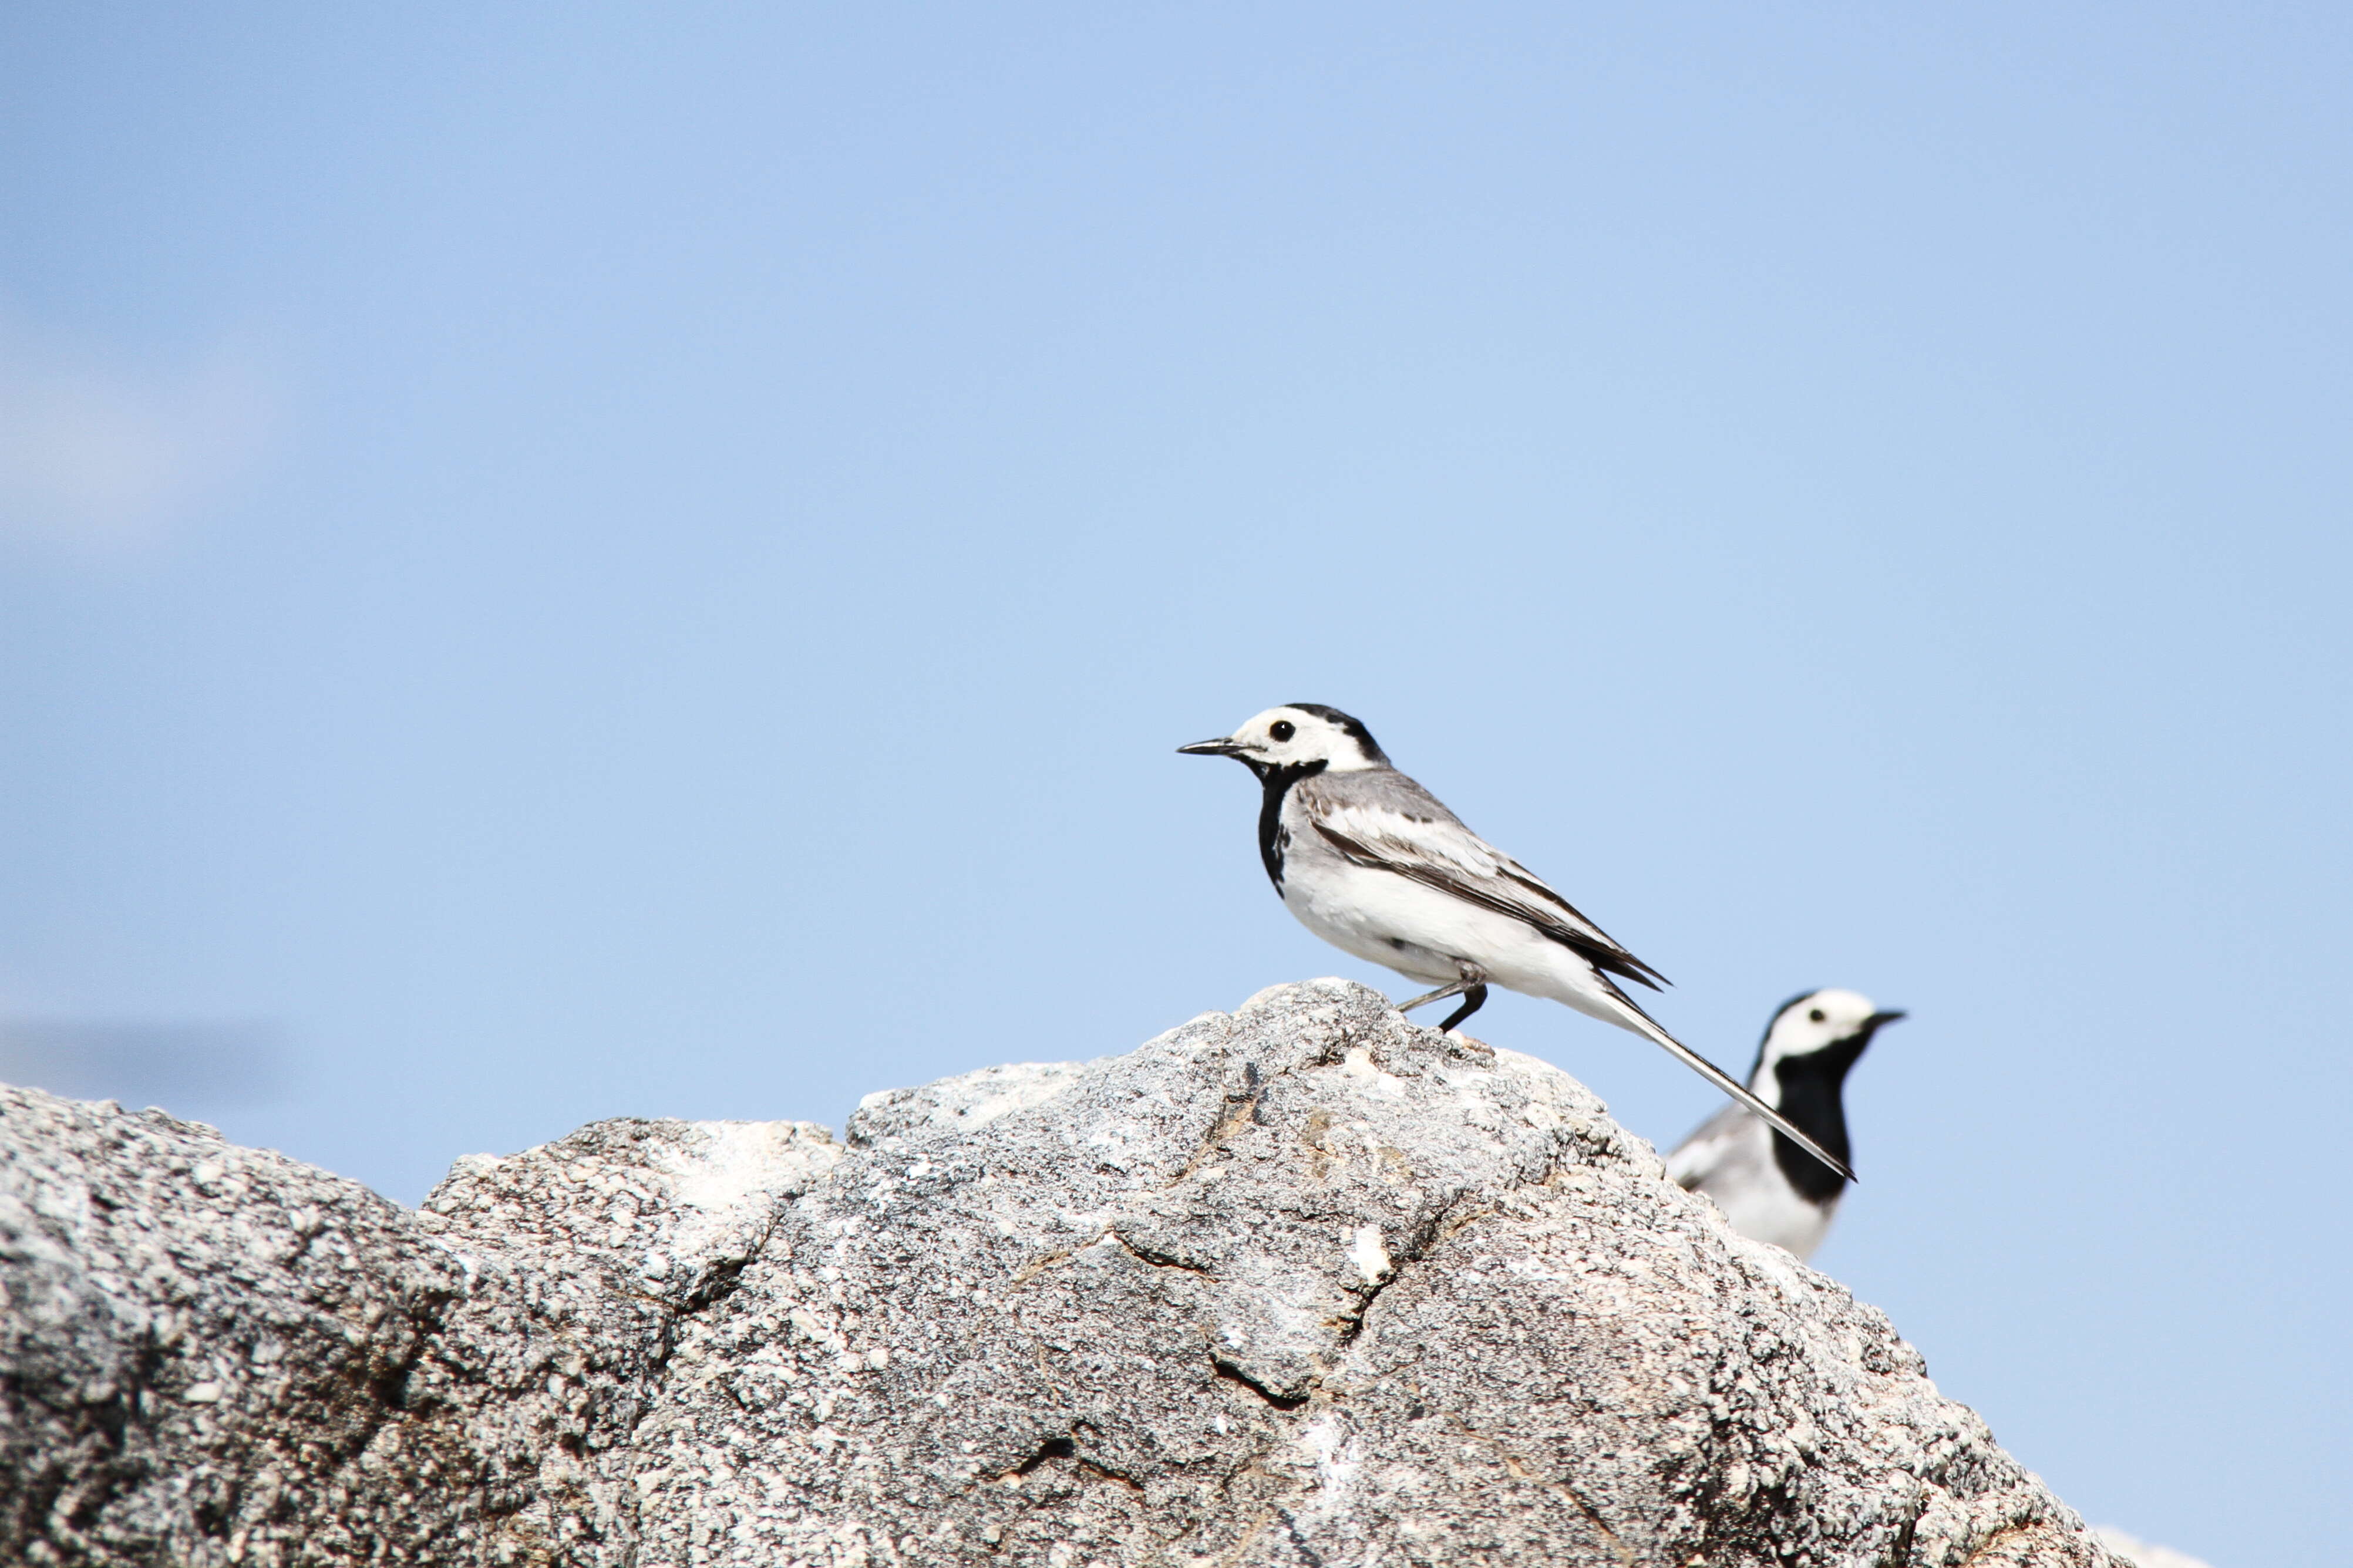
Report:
1664,1103,1754,1191
1310,800,1669,990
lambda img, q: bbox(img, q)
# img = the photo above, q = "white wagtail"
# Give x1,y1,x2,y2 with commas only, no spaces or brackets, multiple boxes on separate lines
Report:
1177,703,1854,1181
1665,989,1903,1260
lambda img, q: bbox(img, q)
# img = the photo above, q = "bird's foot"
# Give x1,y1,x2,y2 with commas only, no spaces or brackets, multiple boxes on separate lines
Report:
1436,984,1488,1032
1396,966,1489,1031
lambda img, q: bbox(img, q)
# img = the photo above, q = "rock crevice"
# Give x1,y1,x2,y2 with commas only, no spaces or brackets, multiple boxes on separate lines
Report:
0,979,2119,1566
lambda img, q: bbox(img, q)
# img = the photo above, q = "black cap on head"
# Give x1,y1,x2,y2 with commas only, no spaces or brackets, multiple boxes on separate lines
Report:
1284,703,1388,766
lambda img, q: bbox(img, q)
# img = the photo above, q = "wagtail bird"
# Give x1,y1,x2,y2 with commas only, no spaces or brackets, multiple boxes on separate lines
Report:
1177,703,1854,1181
1665,989,1903,1259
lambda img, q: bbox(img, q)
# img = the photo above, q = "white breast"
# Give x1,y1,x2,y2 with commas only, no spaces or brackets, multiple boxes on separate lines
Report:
1707,1174,1838,1262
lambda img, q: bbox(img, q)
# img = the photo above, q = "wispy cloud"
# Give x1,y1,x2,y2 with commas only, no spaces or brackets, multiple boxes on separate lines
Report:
0,312,283,554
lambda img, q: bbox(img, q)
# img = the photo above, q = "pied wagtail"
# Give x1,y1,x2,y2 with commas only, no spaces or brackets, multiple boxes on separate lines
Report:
1178,703,1854,1181
1665,989,1902,1260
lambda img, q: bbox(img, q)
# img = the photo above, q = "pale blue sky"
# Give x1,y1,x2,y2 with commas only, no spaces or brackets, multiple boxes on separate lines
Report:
2,8,2346,1561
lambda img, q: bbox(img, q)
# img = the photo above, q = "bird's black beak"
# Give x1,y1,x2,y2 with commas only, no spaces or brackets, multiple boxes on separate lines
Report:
1861,1009,1907,1036
1176,737,1245,757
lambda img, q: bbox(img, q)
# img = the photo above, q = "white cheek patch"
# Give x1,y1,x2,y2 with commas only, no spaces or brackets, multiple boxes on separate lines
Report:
1761,989,1881,1074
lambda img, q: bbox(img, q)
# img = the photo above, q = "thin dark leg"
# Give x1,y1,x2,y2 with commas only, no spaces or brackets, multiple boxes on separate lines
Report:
1435,984,1488,1033
1393,982,1468,1020
1396,963,1488,1023
1396,977,1473,1014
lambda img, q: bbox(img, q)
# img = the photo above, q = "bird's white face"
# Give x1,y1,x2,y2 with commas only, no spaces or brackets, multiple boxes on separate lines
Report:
1176,705,1388,774
1759,988,1890,1071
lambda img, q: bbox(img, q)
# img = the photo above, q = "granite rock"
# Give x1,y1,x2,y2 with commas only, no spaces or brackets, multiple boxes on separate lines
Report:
0,979,2122,1566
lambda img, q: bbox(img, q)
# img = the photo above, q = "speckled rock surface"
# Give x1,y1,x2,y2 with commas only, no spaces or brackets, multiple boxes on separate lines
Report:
0,979,2120,1566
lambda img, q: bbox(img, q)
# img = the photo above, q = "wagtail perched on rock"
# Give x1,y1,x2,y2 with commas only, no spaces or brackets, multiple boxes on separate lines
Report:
1179,703,1853,1181
1667,989,1901,1259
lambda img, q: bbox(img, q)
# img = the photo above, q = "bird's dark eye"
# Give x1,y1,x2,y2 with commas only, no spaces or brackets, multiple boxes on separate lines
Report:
1270,720,1295,742
1809,1008,1826,1023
